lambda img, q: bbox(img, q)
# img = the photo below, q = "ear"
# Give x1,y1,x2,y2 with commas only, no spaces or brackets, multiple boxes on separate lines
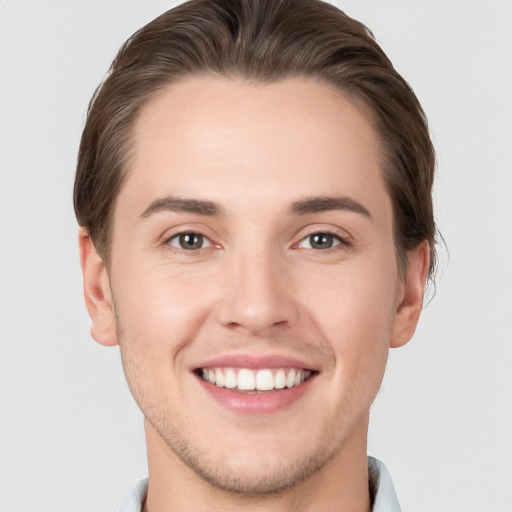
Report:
390,240,430,348
78,228,118,346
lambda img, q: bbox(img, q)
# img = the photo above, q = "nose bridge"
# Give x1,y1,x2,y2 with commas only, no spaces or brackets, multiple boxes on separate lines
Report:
218,241,297,334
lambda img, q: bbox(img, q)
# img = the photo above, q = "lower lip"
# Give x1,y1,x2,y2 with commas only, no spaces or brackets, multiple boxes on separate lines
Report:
196,374,316,415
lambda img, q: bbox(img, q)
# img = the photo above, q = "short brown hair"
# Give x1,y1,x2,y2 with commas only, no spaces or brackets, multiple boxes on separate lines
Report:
74,0,437,279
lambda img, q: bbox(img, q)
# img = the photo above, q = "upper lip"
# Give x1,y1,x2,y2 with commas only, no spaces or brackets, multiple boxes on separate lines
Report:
194,354,316,371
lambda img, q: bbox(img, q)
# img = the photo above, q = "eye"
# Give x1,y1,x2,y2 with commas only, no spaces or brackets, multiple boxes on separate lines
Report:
298,232,344,250
167,232,212,250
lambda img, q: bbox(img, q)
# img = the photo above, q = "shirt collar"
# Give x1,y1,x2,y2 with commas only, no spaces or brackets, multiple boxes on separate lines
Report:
368,456,402,512
118,477,148,512
119,457,400,512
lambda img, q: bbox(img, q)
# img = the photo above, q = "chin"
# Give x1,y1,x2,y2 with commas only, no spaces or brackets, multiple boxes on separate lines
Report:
174,442,338,496
149,413,349,497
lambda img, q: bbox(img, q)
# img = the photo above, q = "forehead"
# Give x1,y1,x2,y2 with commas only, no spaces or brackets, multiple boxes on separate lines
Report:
119,76,389,224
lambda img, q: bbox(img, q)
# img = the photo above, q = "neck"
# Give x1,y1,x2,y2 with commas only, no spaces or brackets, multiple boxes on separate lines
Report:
142,417,371,512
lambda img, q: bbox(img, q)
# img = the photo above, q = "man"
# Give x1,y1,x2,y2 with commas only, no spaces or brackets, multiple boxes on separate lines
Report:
74,0,436,510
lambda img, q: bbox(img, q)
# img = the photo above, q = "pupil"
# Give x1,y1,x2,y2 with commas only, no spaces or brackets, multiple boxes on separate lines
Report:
311,233,333,249
180,233,202,249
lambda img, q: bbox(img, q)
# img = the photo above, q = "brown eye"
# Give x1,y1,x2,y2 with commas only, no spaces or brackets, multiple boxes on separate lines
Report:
168,233,211,250
298,233,342,250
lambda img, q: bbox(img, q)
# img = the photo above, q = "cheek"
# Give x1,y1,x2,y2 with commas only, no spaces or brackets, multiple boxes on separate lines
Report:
302,256,397,334
112,269,206,416
112,262,216,364
299,256,398,380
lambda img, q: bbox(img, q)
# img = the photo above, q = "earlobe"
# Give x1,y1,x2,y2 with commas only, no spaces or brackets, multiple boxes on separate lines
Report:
390,241,430,348
78,228,118,347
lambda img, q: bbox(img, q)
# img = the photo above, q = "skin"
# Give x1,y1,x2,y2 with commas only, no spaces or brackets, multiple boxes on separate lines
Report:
80,77,429,512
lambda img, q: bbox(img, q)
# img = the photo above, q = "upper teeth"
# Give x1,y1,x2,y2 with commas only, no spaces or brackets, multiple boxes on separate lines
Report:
200,367,312,391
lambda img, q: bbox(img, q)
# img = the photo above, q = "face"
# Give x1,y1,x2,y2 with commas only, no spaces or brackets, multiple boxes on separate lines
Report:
81,76,427,495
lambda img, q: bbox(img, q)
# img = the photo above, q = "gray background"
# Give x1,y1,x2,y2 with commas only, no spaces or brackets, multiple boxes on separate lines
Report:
1,1,511,510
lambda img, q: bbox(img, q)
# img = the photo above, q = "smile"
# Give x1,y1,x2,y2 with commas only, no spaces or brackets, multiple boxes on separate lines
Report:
198,367,313,392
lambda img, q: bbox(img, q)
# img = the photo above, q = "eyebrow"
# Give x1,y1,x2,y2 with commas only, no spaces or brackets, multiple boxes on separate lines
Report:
139,197,223,219
139,195,371,220
289,196,372,219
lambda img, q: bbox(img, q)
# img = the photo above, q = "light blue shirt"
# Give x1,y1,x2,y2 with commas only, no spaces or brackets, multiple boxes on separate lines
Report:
119,456,401,512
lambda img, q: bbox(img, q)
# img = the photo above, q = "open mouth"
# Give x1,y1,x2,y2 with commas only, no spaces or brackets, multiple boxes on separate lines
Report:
195,367,315,392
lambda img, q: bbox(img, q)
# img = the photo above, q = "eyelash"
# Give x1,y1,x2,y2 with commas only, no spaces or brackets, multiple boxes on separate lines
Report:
163,229,351,254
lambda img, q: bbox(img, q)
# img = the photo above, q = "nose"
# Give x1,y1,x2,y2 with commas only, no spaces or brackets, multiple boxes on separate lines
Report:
216,249,299,336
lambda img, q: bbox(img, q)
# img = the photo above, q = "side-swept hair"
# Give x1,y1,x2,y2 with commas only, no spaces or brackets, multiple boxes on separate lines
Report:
74,0,436,279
